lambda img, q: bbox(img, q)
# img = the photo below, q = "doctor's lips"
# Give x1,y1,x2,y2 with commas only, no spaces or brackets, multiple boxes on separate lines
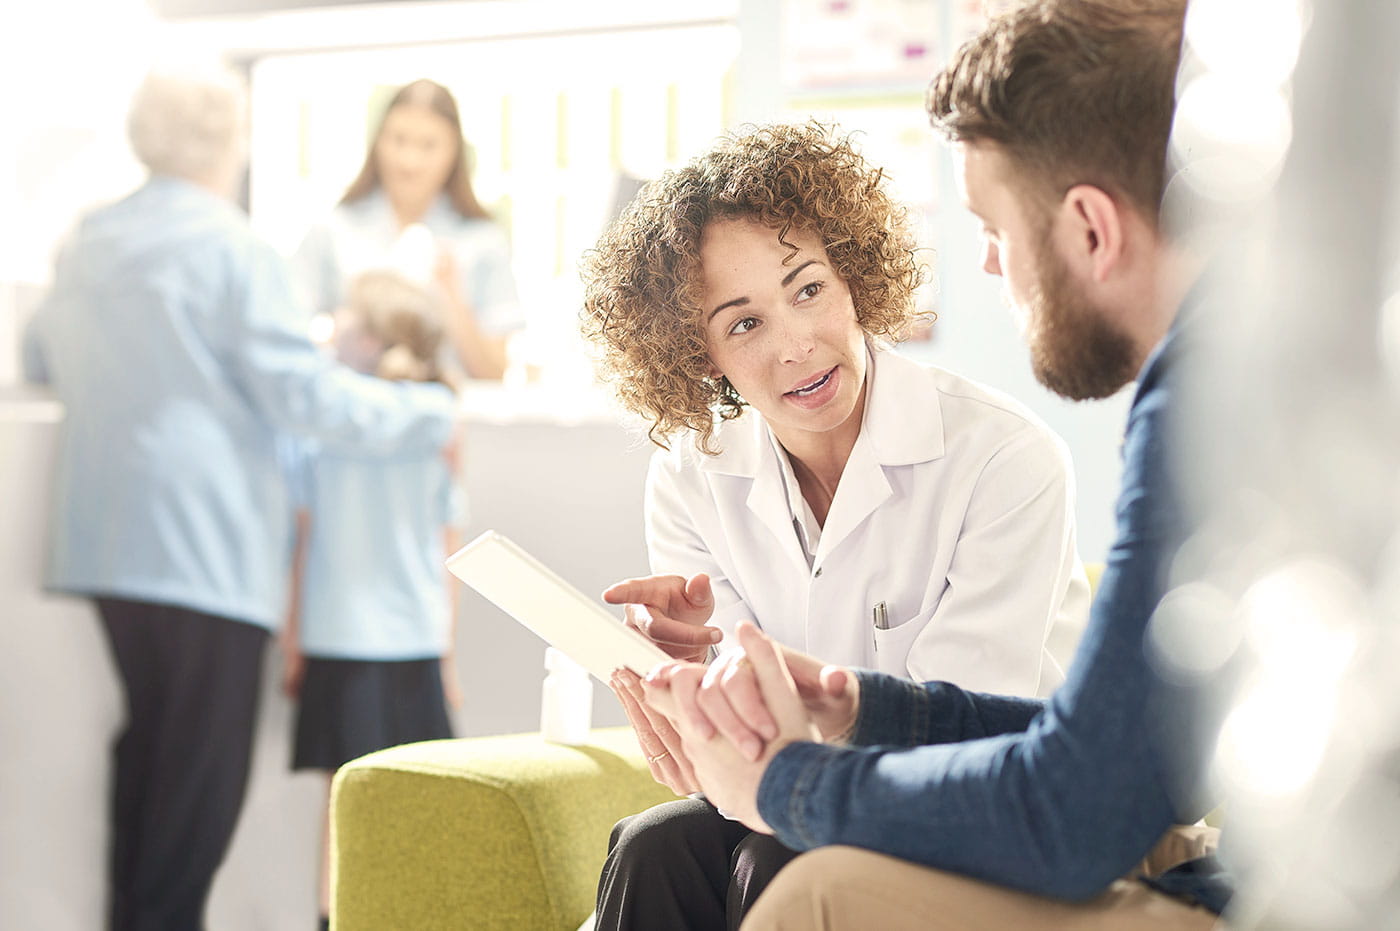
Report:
784,366,837,397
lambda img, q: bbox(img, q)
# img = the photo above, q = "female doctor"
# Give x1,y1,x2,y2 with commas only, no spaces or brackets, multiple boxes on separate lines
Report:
294,79,522,380
578,121,1090,931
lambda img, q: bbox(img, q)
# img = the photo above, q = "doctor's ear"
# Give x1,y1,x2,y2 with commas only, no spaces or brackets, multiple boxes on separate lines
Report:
712,374,742,404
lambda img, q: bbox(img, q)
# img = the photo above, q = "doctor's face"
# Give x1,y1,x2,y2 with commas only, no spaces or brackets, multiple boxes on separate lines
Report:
374,103,460,210
699,218,868,445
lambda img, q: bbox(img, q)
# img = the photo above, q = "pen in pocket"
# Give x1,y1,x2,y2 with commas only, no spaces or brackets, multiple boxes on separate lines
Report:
872,601,889,630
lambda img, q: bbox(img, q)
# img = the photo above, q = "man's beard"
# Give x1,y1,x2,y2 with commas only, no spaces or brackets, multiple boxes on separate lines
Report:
1024,239,1139,401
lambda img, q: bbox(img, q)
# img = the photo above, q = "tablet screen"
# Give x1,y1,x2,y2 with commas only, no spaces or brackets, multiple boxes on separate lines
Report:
446,530,672,683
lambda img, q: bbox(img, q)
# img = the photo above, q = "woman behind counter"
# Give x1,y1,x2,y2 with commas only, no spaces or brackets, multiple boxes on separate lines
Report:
294,78,523,380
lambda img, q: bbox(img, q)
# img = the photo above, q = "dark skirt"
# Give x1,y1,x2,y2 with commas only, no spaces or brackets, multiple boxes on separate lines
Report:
292,656,454,772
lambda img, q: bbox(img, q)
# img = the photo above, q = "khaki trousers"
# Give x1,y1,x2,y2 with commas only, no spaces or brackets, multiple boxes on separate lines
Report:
740,826,1224,931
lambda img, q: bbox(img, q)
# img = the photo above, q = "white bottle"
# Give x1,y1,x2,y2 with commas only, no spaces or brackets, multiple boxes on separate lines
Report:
540,647,593,745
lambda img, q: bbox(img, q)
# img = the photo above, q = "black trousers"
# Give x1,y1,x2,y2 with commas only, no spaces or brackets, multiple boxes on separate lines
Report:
96,598,268,931
596,797,801,931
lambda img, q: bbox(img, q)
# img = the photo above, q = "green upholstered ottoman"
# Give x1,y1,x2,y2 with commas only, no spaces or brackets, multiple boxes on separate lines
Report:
331,727,680,931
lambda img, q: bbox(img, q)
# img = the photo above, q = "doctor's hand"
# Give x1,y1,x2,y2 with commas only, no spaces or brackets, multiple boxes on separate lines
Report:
643,623,822,833
604,573,722,663
610,666,699,795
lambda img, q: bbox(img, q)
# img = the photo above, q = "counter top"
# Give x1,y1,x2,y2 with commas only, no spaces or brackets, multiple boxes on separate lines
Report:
0,384,63,422
1,380,647,432
455,377,643,429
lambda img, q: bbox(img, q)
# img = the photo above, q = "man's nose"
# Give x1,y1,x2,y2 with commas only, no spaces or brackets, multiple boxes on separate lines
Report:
981,239,1002,276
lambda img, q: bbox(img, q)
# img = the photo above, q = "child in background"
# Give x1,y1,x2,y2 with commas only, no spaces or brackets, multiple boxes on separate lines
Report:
280,269,463,931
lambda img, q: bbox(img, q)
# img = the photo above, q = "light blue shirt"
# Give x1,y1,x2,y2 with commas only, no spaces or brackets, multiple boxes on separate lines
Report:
292,190,525,336
289,444,461,660
22,175,457,629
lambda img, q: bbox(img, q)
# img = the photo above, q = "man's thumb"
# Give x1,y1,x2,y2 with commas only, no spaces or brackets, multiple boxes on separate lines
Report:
819,665,848,697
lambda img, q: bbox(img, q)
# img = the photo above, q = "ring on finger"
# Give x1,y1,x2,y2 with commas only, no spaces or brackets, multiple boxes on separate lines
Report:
646,750,671,763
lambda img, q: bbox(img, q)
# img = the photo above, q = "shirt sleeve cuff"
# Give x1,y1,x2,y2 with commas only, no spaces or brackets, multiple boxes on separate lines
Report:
756,739,843,850
848,669,936,747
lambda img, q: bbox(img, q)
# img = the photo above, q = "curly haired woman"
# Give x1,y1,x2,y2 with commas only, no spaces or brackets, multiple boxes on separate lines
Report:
580,122,1090,931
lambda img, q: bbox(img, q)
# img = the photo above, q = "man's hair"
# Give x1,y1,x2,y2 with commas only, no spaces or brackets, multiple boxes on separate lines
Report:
579,121,926,453
127,65,246,182
926,0,1187,221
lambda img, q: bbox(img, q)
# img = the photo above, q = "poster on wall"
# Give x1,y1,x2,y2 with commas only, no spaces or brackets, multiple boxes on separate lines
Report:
781,0,1011,93
781,0,940,93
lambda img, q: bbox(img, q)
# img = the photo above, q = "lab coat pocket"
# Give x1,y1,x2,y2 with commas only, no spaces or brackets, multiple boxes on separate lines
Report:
871,606,932,677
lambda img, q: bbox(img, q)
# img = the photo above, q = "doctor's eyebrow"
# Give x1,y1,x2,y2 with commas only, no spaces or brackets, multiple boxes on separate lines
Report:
708,296,749,322
706,259,825,322
780,260,820,287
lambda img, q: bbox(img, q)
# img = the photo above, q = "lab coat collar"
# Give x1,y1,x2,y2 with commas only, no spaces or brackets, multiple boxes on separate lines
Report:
697,345,947,479
859,345,947,466
696,346,947,570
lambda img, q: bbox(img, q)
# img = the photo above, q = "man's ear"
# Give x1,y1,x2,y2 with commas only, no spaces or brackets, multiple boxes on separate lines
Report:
1060,184,1125,283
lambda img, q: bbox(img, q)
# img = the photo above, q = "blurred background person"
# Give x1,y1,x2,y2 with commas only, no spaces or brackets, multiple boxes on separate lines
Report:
20,63,457,931
280,270,464,931
293,78,523,381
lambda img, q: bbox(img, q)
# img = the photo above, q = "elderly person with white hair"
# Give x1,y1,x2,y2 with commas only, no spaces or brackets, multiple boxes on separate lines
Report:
22,65,458,931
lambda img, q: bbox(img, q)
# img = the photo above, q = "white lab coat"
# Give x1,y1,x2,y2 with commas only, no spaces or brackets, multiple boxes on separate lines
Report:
645,347,1090,697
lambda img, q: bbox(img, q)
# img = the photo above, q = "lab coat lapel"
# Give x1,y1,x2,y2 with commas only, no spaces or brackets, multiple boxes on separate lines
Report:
746,451,810,572
813,348,945,567
814,431,890,568
700,413,811,574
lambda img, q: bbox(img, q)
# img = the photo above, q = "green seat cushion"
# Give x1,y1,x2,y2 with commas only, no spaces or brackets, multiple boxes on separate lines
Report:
332,727,680,931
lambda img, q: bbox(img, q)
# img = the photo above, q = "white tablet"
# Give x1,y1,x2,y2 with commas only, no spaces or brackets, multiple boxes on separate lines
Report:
446,530,672,683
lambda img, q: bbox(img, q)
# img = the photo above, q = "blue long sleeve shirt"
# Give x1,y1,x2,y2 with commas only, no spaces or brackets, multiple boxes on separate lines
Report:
757,306,1227,909
22,176,456,628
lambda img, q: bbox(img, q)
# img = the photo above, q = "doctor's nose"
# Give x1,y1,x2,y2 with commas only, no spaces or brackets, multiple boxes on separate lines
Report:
777,318,817,364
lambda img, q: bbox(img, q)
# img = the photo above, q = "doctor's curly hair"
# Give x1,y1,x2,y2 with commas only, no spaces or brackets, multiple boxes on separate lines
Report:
579,121,928,454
